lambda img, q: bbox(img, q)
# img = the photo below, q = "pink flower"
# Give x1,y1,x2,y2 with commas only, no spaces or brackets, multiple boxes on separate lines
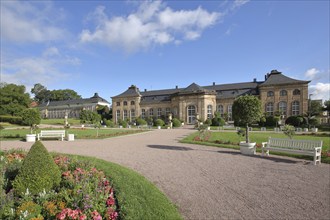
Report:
106,197,115,206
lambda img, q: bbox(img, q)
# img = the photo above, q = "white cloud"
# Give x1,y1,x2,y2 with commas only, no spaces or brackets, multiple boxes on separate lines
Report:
80,1,221,53
1,48,80,91
304,68,320,80
231,0,250,11
309,83,330,101
1,1,67,43
43,47,60,57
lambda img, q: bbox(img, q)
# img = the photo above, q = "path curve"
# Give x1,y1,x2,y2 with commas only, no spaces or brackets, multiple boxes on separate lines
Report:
1,129,329,220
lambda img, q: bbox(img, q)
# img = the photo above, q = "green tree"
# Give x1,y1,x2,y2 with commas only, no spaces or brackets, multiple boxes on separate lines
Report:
0,83,31,116
232,95,262,143
31,83,82,103
50,89,81,101
21,108,41,133
31,83,51,103
323,100,330,111
79,110,101,125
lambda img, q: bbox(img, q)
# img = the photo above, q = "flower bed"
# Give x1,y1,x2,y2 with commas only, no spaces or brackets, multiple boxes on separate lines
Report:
0,151,119,219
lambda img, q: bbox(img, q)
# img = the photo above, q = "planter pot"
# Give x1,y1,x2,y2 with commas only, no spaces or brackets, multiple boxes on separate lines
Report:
304,128,308,132
239,141,256,155
312,128,318,132
207,126,211,130
67,134,74,141
157,126,161,129
26,134,36,142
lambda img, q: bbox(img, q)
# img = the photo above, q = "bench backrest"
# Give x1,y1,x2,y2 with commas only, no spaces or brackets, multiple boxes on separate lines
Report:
40,130,65,135
268,138,322,151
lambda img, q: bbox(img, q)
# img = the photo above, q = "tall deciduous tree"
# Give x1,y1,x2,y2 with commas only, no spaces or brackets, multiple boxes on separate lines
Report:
31,83,82,103
0,83,31,116
232,95,262,143
31,83,51,103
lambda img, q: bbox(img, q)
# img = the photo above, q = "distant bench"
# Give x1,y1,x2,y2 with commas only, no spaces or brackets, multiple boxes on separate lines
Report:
37,130,65,141
262,138,323,165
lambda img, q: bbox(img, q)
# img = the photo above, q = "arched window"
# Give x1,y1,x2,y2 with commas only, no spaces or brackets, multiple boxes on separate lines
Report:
280,90,287,96
266,102,274,116
217,105,224,117
130,101,135,105
292,101,300,115
267,91,274,97
279,101,287,116
207,105,213,119
187,105,196,124
123,101,128,106
116,102,120,106
293,89,300,95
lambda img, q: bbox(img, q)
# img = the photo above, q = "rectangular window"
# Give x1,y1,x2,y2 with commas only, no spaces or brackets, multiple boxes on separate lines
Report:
123,110,128,120
116,110,121,123
130,109,135,119
157,108,162,118
141,109,146,119
149,108,154,116
228,105,232,121
207,105,213,119
165,108,171,116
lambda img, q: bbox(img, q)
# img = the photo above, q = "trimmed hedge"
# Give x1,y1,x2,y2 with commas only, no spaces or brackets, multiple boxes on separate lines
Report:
172,118,181,127
0,115,22,125
13,141,61,196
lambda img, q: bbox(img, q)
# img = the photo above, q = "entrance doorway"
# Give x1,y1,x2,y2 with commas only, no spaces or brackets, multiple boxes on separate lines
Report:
187,105,196,124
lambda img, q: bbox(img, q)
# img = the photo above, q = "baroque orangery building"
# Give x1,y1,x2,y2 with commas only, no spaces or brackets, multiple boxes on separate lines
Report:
112,70,310,125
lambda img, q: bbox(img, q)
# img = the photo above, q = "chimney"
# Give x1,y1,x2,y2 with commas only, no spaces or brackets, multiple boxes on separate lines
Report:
175,85,178,89
253,78,256,83
144,89,147,92
213,82,215,86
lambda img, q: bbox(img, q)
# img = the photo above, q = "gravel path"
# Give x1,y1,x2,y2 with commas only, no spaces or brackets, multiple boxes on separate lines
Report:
1,129,329,220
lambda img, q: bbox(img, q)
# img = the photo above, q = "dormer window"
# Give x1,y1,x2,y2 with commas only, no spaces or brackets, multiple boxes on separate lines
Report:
116,102,120,106
131,101,135,105
293,89,300,95
280,90,287,96
123,101,128,106
267,91,274,97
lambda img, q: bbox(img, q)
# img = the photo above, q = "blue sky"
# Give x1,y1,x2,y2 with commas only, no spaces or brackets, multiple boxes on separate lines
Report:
1,0,329,103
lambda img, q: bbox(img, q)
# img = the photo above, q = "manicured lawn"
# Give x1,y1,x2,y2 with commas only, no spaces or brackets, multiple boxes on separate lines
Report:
41,118,81,125
181,131,330,163
0,128,148,141
77,155,182,220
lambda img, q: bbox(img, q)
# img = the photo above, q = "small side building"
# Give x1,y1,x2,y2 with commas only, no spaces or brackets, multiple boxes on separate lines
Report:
38,93,110,119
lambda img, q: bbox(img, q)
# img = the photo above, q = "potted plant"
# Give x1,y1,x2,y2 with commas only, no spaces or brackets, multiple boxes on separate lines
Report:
232,95,262,155
21,108,41,142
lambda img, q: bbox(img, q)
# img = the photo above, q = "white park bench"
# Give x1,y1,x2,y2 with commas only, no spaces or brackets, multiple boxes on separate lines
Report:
262,138,323,165
37,130,65,141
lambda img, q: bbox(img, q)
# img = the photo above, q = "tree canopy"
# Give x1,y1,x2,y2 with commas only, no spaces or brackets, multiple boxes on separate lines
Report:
0,83,31,116
232,95,262,126
31,83,82,103
79,110,101,125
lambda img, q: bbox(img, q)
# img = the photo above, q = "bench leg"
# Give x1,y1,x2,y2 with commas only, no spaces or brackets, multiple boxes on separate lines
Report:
314,150,321,165
262,148,269,156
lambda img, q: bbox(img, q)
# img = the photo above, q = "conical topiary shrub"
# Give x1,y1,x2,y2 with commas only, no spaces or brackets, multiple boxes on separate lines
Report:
13,141,61,196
